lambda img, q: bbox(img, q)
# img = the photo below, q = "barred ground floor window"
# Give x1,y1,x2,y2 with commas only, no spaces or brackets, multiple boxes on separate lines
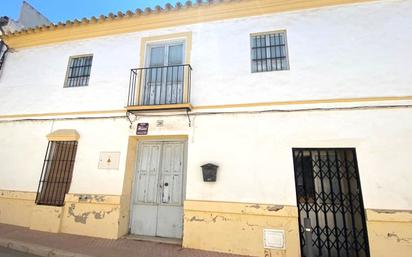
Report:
35,141,78,206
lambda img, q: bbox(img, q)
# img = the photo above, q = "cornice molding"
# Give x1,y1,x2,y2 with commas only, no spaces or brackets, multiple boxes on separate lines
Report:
3,0,374,49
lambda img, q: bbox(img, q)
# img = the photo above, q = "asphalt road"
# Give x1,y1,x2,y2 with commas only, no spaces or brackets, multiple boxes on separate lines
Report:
0,247,40,257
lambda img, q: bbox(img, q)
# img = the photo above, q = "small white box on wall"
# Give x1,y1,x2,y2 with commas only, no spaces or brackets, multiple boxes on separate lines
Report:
98,152,120,170
263,229,285,249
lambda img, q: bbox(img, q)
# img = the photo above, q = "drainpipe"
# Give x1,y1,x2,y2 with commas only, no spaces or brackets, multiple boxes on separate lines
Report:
0,16,10,73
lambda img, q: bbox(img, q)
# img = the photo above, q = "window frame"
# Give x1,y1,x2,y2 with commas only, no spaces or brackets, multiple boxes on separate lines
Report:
63,54,93,88
250,30,290,73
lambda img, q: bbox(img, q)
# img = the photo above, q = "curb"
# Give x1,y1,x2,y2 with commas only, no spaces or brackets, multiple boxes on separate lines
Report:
0,238,94,257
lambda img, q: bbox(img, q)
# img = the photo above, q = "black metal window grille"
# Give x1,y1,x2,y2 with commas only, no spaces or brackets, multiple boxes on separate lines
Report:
251,31,289,72
292,148,370,257
64,55,93,87
35,141,78,206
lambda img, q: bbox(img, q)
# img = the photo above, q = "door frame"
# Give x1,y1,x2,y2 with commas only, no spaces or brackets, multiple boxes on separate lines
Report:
128,137,188,237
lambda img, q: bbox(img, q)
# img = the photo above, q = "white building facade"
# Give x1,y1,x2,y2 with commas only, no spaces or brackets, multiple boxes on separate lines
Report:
0,1,411,257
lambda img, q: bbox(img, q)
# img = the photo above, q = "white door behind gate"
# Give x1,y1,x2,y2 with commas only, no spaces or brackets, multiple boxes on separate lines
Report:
130,141,185,239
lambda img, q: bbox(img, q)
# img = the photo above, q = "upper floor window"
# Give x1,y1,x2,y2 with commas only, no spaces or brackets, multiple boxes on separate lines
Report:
64,55,93,87
251,31,289,73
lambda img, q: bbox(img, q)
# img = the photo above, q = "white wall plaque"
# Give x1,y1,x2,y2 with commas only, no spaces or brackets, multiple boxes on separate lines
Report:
98,152,120,170
263,229,285,249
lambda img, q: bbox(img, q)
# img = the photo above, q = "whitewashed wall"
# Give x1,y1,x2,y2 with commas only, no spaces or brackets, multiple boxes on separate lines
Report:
0,0,411,212
1,106,410,210
0,117,130,195
0,0,411,115
137,107,412,211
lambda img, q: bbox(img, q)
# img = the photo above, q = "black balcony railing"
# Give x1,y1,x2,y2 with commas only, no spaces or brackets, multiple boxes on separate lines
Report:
127,64,192,107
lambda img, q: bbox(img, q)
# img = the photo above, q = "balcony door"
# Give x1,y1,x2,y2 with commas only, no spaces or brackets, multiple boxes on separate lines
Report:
143,42,185,105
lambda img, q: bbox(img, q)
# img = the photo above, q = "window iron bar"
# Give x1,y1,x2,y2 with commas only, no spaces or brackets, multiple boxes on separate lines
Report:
65,56,93,88
35,141,78,206
251,32,289,73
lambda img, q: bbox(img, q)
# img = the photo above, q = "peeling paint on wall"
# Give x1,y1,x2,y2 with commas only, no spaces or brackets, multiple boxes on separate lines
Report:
372,209,412,215
67,204,118,224
189,216,205,222
247,204,261,209
183,202,301,257
74,194,106,203
387,233,412,243
212,215,229,223
188,214,231,224
266,205,284,212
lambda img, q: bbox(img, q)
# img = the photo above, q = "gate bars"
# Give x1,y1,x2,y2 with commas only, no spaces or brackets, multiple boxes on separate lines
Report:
292,148,370,257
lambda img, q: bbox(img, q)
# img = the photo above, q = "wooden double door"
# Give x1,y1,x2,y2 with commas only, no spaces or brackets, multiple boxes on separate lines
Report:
130,141,185,239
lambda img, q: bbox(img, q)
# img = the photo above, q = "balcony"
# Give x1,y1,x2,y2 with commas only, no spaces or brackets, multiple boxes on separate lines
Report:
126,64,192,111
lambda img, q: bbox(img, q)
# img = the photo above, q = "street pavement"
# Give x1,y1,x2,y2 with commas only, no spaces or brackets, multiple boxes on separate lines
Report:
0,247,40,257
0,223,249,257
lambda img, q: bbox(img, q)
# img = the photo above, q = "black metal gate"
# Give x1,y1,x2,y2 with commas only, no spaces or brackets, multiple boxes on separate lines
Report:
292,148,370,257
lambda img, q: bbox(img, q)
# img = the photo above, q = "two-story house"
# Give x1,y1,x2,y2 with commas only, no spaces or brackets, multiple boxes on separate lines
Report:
0,1,411,257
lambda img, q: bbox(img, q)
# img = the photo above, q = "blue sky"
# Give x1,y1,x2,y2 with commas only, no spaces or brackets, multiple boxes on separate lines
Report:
1,0,181,23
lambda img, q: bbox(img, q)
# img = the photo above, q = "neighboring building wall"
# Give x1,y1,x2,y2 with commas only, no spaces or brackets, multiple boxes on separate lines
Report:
1,19,23,35
17,1,51,29
1,1,50,34
0,1,411,257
